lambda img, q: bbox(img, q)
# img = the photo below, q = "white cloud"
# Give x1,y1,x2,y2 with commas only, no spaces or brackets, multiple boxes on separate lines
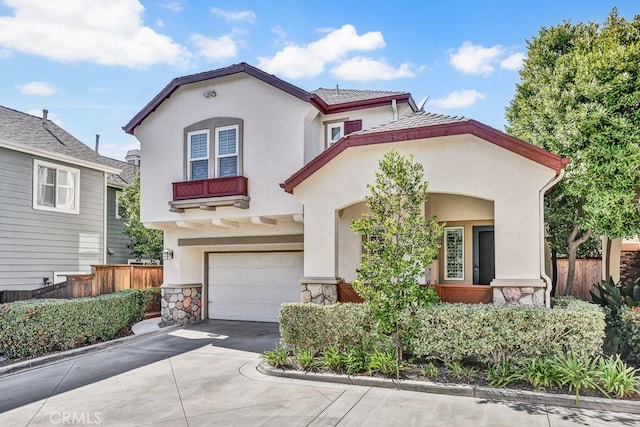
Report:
211,8,256,22
160,1,182,12
271,26,286,42
258,24,386,79
0,0,191,69
429,90,486,109
191,34,237,62
26,109,62,125
449,41,503,76
18,81,58,96
500,52,525,70
156,18,165,29
0,47,11,59
331,57,416,81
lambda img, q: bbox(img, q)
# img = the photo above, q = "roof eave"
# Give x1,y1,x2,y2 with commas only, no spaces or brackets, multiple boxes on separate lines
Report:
282,120,568,193
0,138,122,174
124,63,312,134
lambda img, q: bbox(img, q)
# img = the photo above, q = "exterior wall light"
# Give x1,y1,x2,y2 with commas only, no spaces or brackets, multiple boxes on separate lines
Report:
161,248,174,261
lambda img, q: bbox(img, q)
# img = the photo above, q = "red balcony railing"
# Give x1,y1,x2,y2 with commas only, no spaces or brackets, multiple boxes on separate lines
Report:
172,176,248,201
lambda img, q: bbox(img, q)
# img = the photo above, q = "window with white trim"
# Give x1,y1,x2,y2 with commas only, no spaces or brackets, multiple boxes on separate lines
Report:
326,122,344,147
115,190,122,219
215,125,239,178
188,130,209,180
33,160,79,214
444,226,464,280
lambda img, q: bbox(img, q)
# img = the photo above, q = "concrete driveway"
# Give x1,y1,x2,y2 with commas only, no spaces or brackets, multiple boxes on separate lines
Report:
1,320,639,426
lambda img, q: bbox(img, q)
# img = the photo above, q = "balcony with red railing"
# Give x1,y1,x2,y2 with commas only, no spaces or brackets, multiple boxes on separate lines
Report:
169,176,249,212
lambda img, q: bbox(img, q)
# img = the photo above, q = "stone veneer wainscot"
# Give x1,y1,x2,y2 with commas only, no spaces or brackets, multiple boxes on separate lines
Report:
491,279,546,307
299,277,340,305
160,283,202,326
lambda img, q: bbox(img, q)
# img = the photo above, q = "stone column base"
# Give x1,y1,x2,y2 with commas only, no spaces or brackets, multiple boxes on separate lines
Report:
299,277,342,305
490,279,546,307
160,283,202,326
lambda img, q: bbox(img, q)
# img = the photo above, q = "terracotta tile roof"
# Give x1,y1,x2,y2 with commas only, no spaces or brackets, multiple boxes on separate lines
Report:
311,88,409,105
355,111,470,135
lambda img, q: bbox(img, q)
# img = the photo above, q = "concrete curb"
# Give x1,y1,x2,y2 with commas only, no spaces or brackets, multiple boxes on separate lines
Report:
0,325,181,378
257,362,640,414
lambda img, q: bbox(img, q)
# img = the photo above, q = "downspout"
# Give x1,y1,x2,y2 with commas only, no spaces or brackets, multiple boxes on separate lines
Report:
540,168,565,307
103,173,108,264
391,99,398,121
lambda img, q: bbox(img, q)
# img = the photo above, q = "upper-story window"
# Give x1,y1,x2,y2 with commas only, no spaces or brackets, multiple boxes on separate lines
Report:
188,130,209,180
327,122,344,146
33,159,80,214
215,125,239,177
325,119,362,148
184,118,243,181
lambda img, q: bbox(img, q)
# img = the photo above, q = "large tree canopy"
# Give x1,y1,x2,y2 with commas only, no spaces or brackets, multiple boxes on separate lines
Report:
505,10,640,293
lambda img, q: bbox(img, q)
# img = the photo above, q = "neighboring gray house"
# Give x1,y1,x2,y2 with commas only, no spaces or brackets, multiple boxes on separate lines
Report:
99,152,139,264
0,105,137,292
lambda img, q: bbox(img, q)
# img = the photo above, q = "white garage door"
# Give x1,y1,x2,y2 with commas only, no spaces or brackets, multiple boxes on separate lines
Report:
208,251,303,322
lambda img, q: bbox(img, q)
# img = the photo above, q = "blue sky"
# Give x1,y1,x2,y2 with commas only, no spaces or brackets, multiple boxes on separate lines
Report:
0,0,637,160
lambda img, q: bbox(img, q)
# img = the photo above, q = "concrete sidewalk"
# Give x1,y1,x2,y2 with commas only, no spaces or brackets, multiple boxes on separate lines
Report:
1,320,639,426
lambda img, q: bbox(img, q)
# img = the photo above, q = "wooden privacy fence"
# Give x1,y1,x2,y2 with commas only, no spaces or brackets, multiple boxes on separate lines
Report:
0,265,163,302
554,258,602,301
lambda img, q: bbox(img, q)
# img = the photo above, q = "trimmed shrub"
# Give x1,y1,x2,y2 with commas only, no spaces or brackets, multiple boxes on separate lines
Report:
279,302,389,353
0,290,147,359
402,297,605,365
618,306,640,363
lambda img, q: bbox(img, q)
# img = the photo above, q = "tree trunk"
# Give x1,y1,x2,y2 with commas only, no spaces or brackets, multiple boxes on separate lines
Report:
564,225,592,296
603,236,612,281
551,247,558,297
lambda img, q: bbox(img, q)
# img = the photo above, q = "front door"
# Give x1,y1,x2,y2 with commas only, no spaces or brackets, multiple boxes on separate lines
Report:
473,226,495,285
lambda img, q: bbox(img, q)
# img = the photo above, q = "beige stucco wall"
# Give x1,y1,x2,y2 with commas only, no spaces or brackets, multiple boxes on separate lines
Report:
134,73,315,226
294,134,557,283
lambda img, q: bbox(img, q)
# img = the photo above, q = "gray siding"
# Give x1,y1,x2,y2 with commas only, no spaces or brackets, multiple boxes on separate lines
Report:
106,186,132,264
0,148,105,291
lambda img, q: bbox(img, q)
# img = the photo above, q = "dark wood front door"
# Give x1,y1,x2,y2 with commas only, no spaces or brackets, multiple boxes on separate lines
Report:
473,226,495,285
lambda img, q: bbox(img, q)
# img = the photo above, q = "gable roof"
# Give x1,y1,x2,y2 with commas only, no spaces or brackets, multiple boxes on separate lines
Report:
281,111,569,193
99,156,138,187
124,62,417,134
0,105,120,174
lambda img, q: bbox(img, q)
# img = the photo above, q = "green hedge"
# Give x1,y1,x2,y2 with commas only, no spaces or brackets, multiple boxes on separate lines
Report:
279,302,389,353
0,289,149,359
279,297,605,365
619,306,640,363
402,297,605,365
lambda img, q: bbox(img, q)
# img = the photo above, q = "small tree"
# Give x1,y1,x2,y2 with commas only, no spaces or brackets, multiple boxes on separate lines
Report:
351,150,443,362
119,172,163,261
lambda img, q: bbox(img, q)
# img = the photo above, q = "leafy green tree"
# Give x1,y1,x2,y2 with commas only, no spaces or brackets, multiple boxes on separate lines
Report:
119,172,163,261
506,9,640,295
351,150,443,362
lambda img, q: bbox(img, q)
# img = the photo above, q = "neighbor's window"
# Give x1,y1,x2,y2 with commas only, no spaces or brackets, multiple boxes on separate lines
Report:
326,122,344,147
33,159,79,214
444,226,464,280
115,190,122,219
188,130,209,180
215,125,239,178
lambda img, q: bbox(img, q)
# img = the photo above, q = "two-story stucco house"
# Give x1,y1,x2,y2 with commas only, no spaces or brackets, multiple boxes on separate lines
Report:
124,62,567,324
0,106,137,293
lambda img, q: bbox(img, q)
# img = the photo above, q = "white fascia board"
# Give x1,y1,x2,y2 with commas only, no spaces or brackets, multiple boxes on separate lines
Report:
0,138,122,175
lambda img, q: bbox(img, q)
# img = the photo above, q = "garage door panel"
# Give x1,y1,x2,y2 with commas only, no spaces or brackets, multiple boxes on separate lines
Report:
208,251,303,322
